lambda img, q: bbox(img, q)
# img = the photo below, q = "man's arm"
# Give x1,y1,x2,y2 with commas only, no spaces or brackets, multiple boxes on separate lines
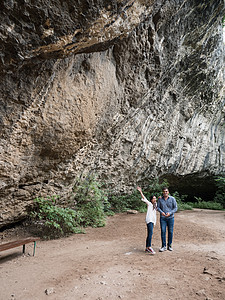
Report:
171,198,178,214
157,198,163,213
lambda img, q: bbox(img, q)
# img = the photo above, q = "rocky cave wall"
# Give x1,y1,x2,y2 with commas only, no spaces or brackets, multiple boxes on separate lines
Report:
0,0,224,227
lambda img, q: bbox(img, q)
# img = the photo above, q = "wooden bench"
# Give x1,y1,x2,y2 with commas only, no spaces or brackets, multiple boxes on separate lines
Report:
0,237,40,256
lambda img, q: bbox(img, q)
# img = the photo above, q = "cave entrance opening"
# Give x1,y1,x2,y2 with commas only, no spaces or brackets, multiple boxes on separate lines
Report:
160,174,217,202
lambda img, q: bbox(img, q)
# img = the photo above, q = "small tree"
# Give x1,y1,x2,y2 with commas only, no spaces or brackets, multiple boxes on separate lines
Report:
72,175,108,227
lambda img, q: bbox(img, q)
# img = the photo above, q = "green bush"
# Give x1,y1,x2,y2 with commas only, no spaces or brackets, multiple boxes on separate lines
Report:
194,196,203,203
191,194,224,210
109,190,146,213
30,176,110,238
172,191,192,211
145,178,169,199
72,175,108,227
30,196,84,238
108,178,170,213
178,202,193,211
214,176,225,207
192,201,223,210
30,175,225,239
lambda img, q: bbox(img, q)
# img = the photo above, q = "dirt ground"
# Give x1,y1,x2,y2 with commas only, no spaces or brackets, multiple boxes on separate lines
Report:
0,209,225,300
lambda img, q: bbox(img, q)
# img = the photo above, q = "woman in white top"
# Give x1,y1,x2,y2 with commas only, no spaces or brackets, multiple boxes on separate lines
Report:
137,186,157,255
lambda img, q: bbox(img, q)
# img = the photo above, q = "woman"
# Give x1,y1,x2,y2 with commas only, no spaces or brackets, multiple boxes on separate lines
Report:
137,186,157,255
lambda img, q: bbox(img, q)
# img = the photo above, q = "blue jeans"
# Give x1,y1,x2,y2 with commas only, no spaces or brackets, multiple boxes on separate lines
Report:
160,217,174,247
146,222,154,248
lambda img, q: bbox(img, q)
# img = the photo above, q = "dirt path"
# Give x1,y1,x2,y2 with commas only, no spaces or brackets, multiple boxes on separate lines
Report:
1,209,225,300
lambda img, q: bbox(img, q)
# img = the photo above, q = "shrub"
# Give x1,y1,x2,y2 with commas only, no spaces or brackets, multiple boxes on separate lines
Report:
178,202,193,211
192,201,223,210
109,190,146,213
194,196,203,203
214,176,225,207
172,191,192,211
145,178,169,199
191,194,224,210
76,200,106,228
108,178,170,213
30,196,84,238
30,176,111,238
72,175,108,227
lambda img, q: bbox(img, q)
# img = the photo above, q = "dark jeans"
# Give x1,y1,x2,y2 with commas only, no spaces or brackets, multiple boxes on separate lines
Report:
160,217,174,247
146,222,154,248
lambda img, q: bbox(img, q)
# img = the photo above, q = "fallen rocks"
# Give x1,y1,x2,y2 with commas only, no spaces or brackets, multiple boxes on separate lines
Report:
126,210,138,214
45,287,55,295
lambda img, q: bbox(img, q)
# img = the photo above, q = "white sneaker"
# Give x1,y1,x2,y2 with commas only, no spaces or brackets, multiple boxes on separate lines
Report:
145,247,155,254
168,246,173,251
159,246,167,252
149,247,156,254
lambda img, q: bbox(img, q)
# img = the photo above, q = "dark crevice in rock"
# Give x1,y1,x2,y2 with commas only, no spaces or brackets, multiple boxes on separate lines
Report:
152,10,161,30
18,182,42,189
0,219,26,233
71,36,121,56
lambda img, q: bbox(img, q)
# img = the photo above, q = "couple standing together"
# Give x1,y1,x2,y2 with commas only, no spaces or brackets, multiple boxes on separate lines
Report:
137,186,178,255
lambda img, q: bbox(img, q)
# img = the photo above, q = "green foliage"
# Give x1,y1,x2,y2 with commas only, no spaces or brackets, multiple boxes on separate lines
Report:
191,201,223,210
178,202,193,211
172,189,224,211
30,196,84,238
194,196,203,203
72,175,107,227
30,174,225,239
103,198,115,216
173,192,224,211
108,178,170,213
191,191,224,210
30,175,110,238
213,176,225,207
76,200,106,228
145,178,169,199
172,191,192,211
109,190,147,213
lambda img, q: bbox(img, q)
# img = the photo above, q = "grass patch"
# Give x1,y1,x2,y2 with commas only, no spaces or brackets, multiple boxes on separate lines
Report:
191,201,224,210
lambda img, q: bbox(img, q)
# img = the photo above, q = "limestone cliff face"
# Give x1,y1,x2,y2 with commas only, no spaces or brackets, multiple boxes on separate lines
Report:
0,0,224,227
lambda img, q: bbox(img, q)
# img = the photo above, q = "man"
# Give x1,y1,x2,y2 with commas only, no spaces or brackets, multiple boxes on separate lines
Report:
157,187,177,252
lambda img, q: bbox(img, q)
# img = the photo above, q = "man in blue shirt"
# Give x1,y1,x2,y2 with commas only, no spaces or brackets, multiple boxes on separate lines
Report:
157,187,177,252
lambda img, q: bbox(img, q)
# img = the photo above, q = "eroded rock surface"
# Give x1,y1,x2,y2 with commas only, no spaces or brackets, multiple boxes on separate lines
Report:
0,0,224,227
